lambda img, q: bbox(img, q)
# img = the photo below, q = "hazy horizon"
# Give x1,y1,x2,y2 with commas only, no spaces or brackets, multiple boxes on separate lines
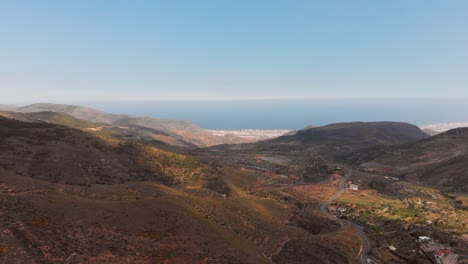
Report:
1,1,468,129
3,98,468,130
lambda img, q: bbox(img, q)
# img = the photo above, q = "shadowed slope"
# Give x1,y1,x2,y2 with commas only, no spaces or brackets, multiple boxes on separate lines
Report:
271,122,428,147
358,127,468,192
0,116,214,185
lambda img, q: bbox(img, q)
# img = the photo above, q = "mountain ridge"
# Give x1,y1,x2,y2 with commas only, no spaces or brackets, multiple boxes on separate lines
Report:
245,121,430,152
0,103,254,147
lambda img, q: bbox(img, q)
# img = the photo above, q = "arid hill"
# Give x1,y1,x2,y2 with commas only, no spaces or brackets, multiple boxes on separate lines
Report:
0,103,254,147
0,116,215,185
272,122,428,147
220,121,429,153
0,116,362,263
357,127,468,192
0,111,99,129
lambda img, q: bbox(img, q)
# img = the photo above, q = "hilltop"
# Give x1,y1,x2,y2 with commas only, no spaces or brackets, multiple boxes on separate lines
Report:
218,121,429,154
272,122,429,147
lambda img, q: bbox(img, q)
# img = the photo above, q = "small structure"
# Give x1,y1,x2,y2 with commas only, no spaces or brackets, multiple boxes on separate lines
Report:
418,236,432,243
349,184,359,191
388,246,397,251
337,207,347,213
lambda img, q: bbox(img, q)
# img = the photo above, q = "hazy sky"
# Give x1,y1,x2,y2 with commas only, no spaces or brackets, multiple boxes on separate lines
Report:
1,1,468,103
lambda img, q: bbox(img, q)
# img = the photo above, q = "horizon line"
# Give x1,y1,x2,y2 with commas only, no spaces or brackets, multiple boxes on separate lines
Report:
3,96,468,105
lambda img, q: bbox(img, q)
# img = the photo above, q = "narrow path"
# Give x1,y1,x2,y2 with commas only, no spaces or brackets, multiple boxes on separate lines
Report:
319,169,370,264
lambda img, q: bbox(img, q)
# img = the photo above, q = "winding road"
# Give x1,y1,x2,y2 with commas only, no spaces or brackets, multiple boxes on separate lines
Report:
319,169,371,264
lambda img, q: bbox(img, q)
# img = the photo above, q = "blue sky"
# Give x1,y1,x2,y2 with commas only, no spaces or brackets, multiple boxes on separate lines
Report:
1,0,468,103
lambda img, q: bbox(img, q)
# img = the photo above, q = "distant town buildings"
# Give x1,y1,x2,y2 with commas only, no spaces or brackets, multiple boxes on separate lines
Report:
207,129,292,140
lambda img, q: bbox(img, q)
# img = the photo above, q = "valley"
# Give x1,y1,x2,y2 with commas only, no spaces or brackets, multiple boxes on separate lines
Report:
0,106,466,263
3,2,468,263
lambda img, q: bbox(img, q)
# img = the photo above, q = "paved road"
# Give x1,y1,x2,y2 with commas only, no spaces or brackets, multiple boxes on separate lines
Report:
319,169,371,264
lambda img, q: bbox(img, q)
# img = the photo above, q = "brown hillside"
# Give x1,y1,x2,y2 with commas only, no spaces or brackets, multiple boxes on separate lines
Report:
0,116,213,185
359,127,468,192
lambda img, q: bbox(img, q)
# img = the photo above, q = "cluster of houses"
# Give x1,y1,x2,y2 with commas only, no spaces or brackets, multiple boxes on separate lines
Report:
328,205,349,219
417,236,460,264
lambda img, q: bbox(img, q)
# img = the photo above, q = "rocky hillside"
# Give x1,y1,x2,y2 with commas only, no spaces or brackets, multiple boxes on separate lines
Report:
238,122,428,153
0,116,362,263
0,111,99,129
358,127,468,192
276,122,428,146
0,103,253,147
0,116,214,186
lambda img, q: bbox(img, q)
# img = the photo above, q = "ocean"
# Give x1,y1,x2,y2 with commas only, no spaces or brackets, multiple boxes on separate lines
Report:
76,98,468,130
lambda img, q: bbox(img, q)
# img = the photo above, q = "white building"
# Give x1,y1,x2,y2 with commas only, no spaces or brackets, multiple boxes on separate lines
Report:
418,236,432,243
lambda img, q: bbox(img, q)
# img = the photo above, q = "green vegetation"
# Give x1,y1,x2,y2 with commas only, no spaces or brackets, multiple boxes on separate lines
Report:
116,142,213,185
333,181,468,261
392,208,418,218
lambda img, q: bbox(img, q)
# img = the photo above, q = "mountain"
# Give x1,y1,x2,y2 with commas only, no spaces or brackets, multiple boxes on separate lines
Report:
358,127,468,192
0,104,18,111
0,110,196,149
0,116,363,263
252,122,429,151
1,103,120,123
0,111,99,129
0,116,216,185
283,122,428,146
0,103,253,147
